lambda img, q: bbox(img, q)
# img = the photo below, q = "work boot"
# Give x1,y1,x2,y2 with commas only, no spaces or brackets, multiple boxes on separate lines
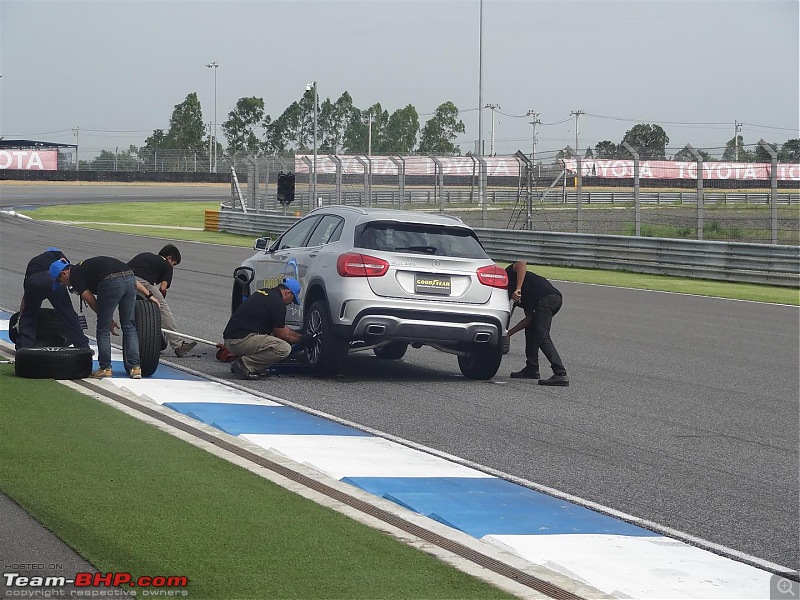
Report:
90,367,112,379
129,366,142,380
231,358,259,380
174,341,197,358
510,366,540,379
538,374,569,386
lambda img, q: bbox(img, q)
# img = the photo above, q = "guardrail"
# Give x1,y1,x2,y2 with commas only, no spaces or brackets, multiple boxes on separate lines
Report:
216,209,800,288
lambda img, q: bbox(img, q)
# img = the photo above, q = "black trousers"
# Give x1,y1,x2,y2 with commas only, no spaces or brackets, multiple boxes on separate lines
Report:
17,271,90,349
524,293,567,376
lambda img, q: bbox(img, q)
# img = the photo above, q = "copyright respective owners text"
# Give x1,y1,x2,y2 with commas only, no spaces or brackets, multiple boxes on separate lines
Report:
3,570,189,598
772,573,800,600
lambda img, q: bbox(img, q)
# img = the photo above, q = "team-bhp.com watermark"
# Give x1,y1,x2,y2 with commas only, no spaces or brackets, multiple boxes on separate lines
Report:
3,569,188,597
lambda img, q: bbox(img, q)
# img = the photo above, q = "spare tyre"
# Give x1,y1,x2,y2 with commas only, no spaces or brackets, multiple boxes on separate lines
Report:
8,308,69,347
123,297,162,377
15,347,93,380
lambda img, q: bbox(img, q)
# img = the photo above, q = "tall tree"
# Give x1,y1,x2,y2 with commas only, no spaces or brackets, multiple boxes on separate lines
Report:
263,102,301,154
319,92,357,153
141,129,168,152
672,147,713,162
780,139,800,162
296,89,318,153
594,140,618,158
721,135,749,161
166,92,205,150
383,104,419,154
417,101,465,155
619,124,669,160
222,97,265,155
754,142,778,163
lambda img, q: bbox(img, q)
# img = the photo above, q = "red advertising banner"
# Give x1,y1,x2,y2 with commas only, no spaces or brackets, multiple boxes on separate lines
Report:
0,149,59,170
562,159,800,182
294,155,522,177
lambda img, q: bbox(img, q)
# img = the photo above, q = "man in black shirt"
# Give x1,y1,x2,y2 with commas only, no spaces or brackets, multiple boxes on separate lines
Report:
505,260,569,386
51,256,158,379
16,247,90,350
223,279,316,380
128,244,197,358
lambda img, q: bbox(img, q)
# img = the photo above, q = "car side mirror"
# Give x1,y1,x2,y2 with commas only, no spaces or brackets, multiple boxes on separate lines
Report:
254,237,272,252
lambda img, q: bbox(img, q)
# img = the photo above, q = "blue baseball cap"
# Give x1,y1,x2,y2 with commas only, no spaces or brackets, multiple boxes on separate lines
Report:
46,247,62,253
50,259,70,289
283,278,301,305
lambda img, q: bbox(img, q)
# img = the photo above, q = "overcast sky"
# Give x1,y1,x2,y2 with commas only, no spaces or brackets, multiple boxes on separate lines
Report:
1,0,798,159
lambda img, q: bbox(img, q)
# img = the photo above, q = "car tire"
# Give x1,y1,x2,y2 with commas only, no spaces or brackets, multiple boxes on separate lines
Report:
15,347,93,380
373,342,408,360
457,344,503,380
8,308,69,347
123,297,161,377
304,300,348,377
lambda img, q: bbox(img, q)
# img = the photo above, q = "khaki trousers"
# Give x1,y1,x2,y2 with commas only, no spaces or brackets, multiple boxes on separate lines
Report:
224,333,291,372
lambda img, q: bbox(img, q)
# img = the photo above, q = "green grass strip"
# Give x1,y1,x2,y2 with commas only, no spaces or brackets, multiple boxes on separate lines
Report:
0,366,514,600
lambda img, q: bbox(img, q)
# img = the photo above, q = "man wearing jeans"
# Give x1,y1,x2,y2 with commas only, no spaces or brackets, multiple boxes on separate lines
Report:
505,260,569,386
51,257,158,379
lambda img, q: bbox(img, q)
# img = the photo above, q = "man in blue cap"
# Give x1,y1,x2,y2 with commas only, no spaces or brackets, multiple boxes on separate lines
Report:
222,278,316,380
16,247,91,350
51,256,157,379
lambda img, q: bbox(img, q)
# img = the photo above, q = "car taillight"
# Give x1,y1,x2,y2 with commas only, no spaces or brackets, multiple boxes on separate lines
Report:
337,252,389,277
477,264,508,288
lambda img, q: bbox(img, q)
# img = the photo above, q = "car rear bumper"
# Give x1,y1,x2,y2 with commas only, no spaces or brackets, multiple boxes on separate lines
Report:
335,302,510,346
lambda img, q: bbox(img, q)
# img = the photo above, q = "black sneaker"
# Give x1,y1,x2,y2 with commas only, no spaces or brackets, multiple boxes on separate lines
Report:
231,358,259,380
510,366,540,379
538,374,569,386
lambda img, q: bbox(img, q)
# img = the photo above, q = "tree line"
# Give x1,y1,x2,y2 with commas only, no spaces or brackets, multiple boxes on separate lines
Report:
91,91,799,169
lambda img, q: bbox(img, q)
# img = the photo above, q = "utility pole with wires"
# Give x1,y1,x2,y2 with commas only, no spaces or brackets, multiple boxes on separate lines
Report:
526,110,540,164
570,110,585,154
734,120,742,162
485,104,500,155
363,112,373,156
72,126,80,171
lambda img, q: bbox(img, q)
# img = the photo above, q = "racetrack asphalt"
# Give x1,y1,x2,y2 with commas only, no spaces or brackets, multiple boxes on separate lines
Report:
1,186,797,575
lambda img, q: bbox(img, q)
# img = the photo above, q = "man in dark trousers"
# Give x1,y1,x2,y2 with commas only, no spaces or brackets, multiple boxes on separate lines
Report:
128,244,197,358
16,247,91,350
51,256,159,379
505,260,569,386
223,278,316,380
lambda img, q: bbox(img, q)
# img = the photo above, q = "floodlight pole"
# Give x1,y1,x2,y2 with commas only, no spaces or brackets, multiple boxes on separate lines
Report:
206,62,219,173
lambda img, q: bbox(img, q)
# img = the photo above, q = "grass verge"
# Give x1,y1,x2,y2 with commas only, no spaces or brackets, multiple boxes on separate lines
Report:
20,202,799,305
0,366,514,600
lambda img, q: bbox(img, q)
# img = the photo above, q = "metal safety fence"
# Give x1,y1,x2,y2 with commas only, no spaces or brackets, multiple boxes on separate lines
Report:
212,209,800,288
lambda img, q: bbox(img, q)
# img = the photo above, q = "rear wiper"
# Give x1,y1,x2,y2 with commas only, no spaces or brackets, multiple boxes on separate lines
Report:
394,246,437,254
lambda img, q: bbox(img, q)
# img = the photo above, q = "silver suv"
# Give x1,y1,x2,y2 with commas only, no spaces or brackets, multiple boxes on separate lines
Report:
232,206,511,379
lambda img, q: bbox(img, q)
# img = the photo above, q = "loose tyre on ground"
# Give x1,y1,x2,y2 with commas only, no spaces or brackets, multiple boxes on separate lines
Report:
123,297,162,377
15,347,93,380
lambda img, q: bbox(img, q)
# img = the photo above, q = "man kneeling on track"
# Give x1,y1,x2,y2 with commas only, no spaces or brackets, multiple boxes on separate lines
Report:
222,279,317,380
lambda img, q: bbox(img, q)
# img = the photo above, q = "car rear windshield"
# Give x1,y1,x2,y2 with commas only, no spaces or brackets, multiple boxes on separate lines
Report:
355,221,488,259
